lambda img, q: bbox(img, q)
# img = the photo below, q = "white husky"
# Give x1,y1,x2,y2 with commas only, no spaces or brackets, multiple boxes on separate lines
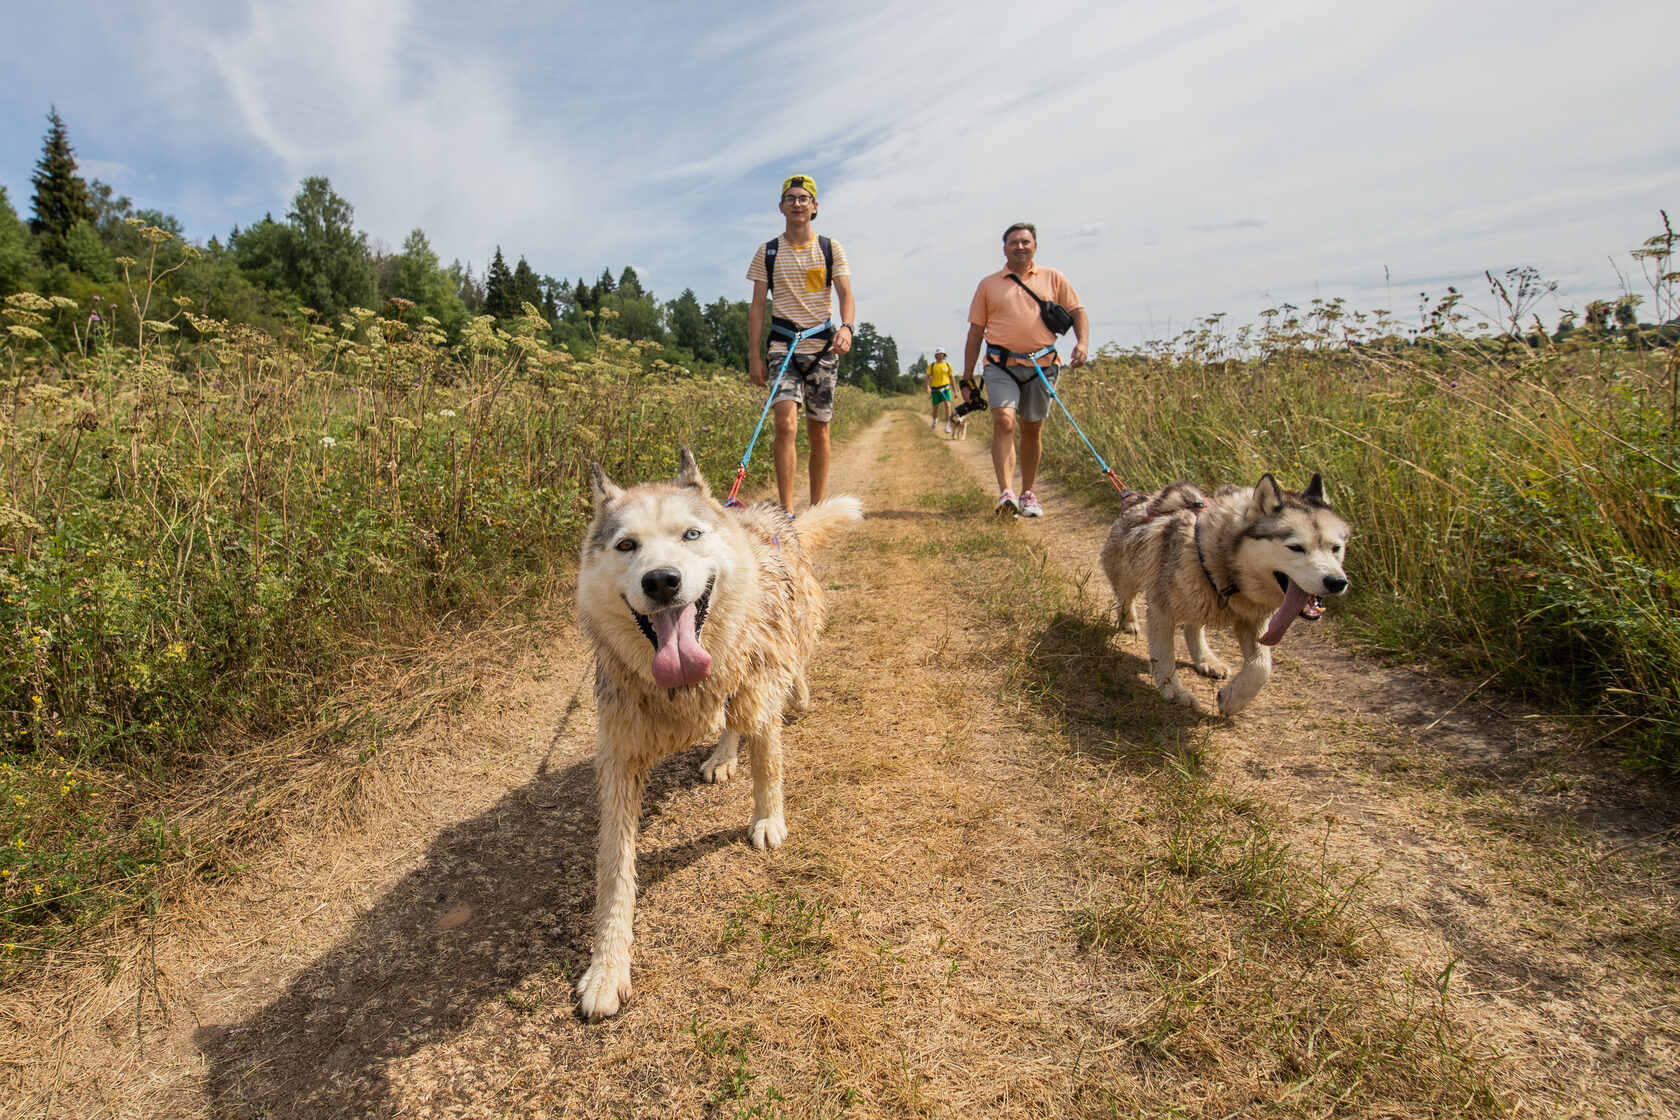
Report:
1100,473,1350,716
574,450,862,1021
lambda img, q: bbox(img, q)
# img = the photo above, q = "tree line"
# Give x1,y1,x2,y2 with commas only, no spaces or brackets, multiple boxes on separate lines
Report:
2,107,910,392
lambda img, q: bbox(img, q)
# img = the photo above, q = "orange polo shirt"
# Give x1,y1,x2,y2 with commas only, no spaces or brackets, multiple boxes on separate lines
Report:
967,263,1082,363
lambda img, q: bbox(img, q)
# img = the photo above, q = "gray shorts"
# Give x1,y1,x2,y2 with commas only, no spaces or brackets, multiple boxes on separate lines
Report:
767,350,839,422
982,361,1060,423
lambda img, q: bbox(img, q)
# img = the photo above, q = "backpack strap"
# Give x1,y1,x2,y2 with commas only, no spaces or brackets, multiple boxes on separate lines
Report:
763,235,834,292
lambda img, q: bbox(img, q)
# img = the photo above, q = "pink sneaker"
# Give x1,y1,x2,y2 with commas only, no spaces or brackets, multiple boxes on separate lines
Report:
1020,490,1044,517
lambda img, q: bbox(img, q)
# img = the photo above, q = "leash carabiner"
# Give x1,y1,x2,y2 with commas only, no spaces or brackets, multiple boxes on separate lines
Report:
724,320,834,507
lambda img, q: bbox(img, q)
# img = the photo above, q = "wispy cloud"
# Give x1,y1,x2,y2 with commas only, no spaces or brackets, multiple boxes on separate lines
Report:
1192,219,1264,233
2,0,1675,357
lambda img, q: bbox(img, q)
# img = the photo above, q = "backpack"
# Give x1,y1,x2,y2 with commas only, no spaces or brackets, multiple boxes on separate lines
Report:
763,236,833,293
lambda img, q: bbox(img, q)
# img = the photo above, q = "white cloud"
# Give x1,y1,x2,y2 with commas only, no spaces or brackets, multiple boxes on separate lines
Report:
4,0,1676,356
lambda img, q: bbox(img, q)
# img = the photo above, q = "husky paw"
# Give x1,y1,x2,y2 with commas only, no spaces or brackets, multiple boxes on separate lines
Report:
576,959,631,1022
1192,657,1231,680
1160,680,1202,711
700,751,738,784
1216,683,1254,717
1119,618,1140,637
749,813,788,850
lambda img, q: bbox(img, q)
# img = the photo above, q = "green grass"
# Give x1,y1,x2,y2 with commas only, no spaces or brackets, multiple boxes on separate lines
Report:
0,239,886,967
976,534,1505,1115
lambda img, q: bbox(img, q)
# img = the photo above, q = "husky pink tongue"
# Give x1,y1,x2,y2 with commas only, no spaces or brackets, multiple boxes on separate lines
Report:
1258,582,1314,647
649,600,712,687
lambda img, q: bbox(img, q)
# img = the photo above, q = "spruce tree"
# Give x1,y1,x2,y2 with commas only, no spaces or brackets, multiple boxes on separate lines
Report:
512,256,542,316
483,248,516,320
29,107,96,268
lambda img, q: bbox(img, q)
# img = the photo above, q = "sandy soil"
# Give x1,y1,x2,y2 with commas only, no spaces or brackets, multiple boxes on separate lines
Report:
3,409,1676,1119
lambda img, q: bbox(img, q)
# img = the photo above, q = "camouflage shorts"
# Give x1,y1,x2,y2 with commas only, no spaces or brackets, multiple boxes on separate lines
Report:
767,350,839,422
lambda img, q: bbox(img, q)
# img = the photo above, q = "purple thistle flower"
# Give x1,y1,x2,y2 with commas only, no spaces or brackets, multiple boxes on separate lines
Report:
89,313,101,323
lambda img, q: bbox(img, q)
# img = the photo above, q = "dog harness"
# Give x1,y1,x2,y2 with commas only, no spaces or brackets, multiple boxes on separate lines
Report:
1193,514,1240,610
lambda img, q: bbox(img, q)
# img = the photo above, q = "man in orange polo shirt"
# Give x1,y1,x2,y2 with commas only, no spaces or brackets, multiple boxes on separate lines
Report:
961,222,1089,517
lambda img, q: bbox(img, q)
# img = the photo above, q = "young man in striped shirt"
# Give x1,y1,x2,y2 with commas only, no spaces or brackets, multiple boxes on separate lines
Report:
745,175,857,513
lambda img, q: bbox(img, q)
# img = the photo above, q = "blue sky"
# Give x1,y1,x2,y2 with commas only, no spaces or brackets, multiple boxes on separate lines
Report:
3,0,1676,360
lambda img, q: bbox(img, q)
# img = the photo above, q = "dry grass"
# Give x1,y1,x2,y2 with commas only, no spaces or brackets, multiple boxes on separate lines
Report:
10,408,1679,1118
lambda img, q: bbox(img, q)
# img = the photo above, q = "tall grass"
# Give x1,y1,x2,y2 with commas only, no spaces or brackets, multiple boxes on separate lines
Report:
0,223,884,963
1044,250,1680,769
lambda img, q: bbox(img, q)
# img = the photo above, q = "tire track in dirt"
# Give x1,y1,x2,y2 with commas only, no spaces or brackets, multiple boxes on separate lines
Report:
934,419,1680,1116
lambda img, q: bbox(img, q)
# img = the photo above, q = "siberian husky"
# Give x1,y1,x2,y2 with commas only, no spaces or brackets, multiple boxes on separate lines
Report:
574,450,862,1020
1100,473,1350,716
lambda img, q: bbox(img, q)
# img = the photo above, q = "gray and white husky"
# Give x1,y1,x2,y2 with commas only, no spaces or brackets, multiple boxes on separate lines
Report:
1100,473,1350,716
574,449,861,1021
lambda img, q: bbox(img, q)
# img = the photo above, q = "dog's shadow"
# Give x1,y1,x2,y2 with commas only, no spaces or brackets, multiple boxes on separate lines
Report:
1024,609,1206,756
195,742,730,1118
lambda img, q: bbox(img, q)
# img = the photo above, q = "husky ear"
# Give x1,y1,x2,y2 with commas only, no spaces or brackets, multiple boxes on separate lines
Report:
1302,473,1330,508
674,448,712,498
1250,473,1285,517
590,462,624,505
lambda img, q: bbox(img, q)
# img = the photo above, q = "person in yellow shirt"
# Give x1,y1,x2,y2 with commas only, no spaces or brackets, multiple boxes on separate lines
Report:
927,348,956,434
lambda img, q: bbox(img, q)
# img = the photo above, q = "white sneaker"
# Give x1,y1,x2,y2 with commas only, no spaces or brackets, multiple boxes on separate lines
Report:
1020,490,1044,517
944,422,952,434
996,489,1019,516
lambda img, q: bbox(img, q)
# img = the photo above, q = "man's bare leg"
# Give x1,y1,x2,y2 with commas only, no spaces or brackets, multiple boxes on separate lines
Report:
772,400,799,512
991,406,1018,492
806,417,830,507
1018,419,1044,493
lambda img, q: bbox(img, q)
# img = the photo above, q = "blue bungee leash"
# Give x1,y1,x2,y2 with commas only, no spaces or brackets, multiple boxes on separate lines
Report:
992,344,1129,496
724,320,834,507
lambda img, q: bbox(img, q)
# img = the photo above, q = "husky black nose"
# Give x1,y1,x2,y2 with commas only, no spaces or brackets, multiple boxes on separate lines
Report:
1324,574,1349,595
642,568,682,604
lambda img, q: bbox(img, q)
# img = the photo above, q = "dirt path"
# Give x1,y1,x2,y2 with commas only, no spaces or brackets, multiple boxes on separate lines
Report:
5,409,1678,1118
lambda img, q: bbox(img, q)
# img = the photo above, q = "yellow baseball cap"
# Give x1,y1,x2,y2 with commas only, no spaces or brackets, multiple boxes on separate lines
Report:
781,175,817,201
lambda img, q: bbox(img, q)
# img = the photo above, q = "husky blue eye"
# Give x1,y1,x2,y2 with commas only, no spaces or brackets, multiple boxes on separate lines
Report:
683,528,702,541
615,539,637,552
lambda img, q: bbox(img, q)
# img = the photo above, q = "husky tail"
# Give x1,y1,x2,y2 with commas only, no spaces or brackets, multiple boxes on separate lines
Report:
792,495,864,549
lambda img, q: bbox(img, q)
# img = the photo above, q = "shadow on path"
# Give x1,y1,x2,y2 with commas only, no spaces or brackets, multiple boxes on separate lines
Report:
197,740,729,1118
1019,608,1207,759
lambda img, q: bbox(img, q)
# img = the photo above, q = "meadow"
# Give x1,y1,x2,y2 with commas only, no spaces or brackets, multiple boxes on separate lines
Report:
0,224,885,964
1045,223,1679,771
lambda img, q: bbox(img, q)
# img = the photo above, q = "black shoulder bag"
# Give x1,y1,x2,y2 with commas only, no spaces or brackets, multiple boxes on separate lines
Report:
1008,273,1075,336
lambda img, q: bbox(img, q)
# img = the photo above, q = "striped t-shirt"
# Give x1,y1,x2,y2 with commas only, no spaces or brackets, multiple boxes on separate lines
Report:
747,235,851,354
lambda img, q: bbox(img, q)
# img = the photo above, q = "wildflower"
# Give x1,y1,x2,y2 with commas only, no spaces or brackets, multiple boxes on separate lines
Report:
319,436,338,449
90,313,102,323
437,409,456,419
